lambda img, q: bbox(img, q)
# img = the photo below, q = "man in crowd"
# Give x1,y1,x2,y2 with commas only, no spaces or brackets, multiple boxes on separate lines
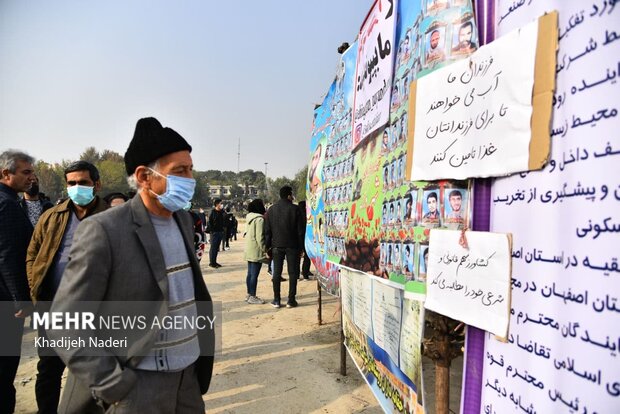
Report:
208,198,225,267
49,117,214,413
264,185,304,308
26,160,107,413
20,174,53,227
0,150,36,414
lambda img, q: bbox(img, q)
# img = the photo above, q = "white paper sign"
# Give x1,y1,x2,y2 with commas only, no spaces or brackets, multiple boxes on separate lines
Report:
371,279,403,365
411,18,538,180
353,272,374,339
399,297,424,393
424,229,511,337
352,0,397,147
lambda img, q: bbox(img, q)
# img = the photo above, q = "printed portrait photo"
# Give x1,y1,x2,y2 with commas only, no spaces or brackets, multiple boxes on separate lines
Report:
421,188,441,227
424,26,447,67
443,187,468,229
403,242,415,278
417,244,429,282
425,0,449,14
451,19,477,56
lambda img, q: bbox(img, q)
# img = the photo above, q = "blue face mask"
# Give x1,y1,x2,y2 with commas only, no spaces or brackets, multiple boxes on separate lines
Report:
67,185,95,206
149,169,196,212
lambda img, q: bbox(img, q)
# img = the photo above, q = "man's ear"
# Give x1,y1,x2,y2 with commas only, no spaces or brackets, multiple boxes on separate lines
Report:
94,180,102,193
135,166,151,189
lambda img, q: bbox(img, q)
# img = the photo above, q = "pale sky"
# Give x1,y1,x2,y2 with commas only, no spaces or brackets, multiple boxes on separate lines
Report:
0,0,373,178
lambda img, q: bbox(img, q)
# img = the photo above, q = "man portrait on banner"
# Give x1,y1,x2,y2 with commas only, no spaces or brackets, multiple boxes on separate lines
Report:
425,28,446,65
445,189,466,229
422,190,441,227
452,20,477,55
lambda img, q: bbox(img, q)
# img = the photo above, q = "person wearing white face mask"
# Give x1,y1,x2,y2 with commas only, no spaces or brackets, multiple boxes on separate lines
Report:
26,160,108,413
47,117,214,413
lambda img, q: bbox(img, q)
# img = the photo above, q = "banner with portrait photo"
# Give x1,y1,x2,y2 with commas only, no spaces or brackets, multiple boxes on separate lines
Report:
307,42,359,296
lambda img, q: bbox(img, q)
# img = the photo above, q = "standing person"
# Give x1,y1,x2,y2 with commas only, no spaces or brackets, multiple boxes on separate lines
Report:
231,212,238,241
298,201,313,280
243,199,268,304
208,199,225,267
188,207,206,262
48,117,214,413
20,174,53,227
26,160,107,414
264,185,304,308
223,206,234,250
0,150,36,414
103,192,128,207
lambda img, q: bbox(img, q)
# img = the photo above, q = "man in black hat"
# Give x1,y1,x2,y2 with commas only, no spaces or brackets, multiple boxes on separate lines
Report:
48,117,214,413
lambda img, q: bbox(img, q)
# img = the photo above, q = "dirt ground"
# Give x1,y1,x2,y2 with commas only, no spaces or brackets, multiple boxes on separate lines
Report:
14,226,463,413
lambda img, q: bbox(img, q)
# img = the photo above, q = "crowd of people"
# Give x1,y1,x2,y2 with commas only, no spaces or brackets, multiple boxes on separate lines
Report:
0,116,316,414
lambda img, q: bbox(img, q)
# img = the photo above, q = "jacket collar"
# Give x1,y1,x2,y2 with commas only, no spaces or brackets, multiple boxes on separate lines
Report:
55,196,107,216
130,194,197,299
0,182,19,199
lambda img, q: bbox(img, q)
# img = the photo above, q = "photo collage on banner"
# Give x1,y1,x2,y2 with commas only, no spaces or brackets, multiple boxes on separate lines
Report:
417,0,479,78
306,42,358,296
377,0,477,294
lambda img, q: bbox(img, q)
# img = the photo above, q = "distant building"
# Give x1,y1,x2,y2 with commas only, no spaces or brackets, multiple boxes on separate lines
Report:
206,184,260,199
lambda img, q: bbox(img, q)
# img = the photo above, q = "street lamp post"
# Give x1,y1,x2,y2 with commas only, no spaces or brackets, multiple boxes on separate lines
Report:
264,162,269,200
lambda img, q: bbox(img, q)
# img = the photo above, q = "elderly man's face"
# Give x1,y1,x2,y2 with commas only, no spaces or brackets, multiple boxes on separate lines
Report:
430,31,441,49
150,150,193,197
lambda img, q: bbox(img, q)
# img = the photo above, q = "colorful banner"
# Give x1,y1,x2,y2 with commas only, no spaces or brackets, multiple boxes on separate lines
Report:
341,268,425,414
353,0,398,146
479,1,620,414
307,42,359,296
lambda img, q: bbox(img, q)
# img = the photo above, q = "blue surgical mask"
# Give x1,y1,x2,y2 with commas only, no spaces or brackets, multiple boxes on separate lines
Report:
149,169,196,212
67,185,95,206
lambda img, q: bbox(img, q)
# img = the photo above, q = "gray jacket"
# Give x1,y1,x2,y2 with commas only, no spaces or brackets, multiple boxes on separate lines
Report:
49,195,214,412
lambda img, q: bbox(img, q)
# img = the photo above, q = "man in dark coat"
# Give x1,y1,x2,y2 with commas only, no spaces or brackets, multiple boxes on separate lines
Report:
264,185,304,308
0,150,36,413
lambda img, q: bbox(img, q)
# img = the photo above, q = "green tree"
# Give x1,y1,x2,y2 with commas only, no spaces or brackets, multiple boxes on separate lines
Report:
100,149,124,163
266,176,293,203
192,171,211,207
97,160,129,196
35,161,64,202
293,166,308,201
79,147,101,164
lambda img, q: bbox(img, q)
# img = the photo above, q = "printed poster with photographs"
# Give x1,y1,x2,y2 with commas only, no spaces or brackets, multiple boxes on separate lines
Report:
375,0,477,295
417,0,478,79
308,42,359,296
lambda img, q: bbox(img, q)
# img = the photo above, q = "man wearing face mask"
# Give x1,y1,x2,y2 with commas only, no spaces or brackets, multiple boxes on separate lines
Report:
20,174,53,227
26,160,107,413
48,117,214,413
